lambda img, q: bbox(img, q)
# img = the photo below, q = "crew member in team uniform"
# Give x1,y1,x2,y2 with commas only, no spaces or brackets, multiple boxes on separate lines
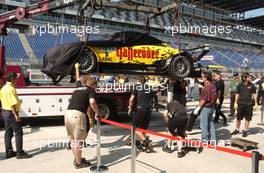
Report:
128,76,155,153
213,71,227,125
231,72,258,137
65,63,101,169
162,98,188,158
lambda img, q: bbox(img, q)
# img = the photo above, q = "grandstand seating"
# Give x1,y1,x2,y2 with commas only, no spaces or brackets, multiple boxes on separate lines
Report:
92,8,264,45
3,32,28,60
26,33,79,59
2,30,264,70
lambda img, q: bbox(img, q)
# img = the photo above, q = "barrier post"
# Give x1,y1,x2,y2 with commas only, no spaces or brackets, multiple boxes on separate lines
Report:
90,116,108,172
258,102,264,126
131,124,136,173
252,151,260,173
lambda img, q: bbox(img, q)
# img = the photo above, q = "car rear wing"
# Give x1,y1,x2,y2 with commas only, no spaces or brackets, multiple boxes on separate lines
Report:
184,44,210,63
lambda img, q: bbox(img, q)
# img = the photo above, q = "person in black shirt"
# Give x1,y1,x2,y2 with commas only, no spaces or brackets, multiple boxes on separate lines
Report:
128,76,155,153
256,75,264,105
65,63,101,169
173,79,187,106
213,71,227,125
162,99,188,158
231,72,258,137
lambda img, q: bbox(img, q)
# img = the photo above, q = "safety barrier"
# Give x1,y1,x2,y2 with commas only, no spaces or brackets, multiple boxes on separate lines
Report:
91,117,263,173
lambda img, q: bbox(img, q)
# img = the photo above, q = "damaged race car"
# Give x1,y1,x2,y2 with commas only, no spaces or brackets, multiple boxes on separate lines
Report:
42,31,210,83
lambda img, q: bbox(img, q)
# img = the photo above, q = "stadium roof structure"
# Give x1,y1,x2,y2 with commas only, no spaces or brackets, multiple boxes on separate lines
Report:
241,15,264,28
190,0,264,13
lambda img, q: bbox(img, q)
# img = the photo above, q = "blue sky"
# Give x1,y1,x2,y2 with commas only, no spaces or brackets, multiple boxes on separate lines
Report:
245,8,264,18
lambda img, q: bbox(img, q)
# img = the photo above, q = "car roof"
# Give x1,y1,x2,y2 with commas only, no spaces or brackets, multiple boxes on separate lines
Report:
108,31,164,46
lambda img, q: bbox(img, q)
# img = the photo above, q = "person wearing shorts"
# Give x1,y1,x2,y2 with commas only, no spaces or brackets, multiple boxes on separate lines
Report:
231,72,257,137
65,63,101,169
163,99,188,158
128,76,154,153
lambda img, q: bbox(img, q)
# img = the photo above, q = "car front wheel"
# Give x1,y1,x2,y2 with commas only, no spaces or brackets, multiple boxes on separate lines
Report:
97,100,115,120
169,56,192,78
78,48,97,74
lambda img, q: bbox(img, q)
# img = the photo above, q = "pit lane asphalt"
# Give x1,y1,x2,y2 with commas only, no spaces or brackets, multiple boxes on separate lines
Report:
0,100,263,173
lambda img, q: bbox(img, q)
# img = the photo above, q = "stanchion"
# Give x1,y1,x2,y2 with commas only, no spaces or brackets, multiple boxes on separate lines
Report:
252,151,260,173
257,102,264,126
131,124,136,173
90,116,108,172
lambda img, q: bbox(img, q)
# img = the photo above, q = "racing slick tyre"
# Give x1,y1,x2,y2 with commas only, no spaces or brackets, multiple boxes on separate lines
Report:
169,56,192,79
97,100,115,120
78,48,97,74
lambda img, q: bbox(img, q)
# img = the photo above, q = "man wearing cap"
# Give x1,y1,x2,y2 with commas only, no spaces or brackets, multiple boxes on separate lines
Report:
231,72,258,137
1,72,32,159
228,72,240,117
213,71,227,125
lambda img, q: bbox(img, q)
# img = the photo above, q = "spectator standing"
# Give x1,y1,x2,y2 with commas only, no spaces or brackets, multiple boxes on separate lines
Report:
256,75,264,105
147,76,160,111
187,78,195,101
231,72,258,137
228,72,240,117
166,78,174,103
1,72,32,159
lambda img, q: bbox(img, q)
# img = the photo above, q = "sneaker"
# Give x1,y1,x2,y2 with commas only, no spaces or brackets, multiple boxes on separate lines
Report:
242,131,248,137
177,151,185,158
162,146,173,153
16,151,32,159
73,158,90,165
5,151,17,159
144,140,156,153
231,129,240,135
75,162,91,169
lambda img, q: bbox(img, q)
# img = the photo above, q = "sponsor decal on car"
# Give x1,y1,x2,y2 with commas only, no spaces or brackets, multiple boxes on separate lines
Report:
116,47,159,60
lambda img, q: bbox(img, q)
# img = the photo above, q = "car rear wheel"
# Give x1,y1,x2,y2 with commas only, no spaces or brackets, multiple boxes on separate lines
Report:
78,48,97,74
169,56,192,78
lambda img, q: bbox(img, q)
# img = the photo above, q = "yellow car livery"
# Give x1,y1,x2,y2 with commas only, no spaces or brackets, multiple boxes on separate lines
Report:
42,31,210,83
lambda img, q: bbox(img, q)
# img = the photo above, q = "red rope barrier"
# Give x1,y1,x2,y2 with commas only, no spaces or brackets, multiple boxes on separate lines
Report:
100,118,264,161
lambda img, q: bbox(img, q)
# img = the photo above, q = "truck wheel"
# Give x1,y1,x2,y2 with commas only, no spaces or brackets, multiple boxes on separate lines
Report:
97,100,115,120
169,56,192,79
78,48,97,74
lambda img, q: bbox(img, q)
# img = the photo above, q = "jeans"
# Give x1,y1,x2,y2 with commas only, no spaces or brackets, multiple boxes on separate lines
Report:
200,105,216,143
187,86,195,99
2,110,23,155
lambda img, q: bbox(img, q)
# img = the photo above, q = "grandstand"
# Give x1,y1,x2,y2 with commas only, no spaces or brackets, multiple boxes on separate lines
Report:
1,0,264,72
